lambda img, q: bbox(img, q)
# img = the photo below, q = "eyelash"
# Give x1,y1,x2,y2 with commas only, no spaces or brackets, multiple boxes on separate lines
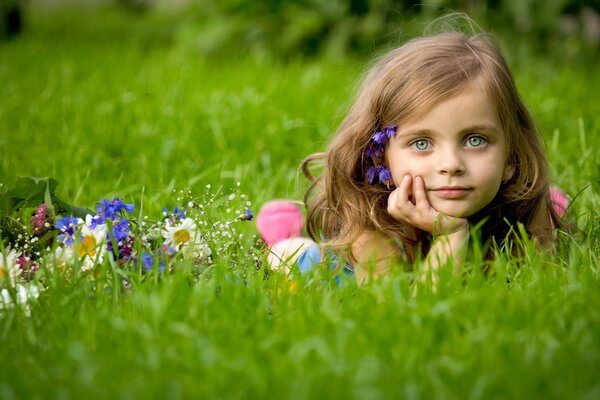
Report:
408,135,488,151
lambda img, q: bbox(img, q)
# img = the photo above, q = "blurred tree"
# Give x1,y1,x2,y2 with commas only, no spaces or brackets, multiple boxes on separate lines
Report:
0,0,22,41
163,0,600,60
116,0,155,13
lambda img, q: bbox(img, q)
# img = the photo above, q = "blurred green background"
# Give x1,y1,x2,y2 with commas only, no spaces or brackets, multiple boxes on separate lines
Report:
1,0,599,211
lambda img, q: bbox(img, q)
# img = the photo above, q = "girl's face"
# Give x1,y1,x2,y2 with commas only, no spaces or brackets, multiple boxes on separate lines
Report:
386,80,508,218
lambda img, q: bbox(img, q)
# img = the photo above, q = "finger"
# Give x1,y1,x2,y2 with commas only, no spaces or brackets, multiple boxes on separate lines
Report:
389,186,412,214
399,174,414,205
388,188,399,210
413,176,429,209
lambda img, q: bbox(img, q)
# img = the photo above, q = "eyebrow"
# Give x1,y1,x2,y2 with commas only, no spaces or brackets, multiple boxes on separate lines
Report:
397,124,501,138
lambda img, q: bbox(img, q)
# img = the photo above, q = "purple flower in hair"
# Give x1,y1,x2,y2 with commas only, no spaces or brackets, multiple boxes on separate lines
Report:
364,125,397,187
365,144,384,159
366,166,377,184
372,130,387,145
383,125,397,139
366,165,393,186
378,166,393,186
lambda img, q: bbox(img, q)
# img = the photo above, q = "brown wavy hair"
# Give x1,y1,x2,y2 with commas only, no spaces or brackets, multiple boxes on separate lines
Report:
302,32,564,265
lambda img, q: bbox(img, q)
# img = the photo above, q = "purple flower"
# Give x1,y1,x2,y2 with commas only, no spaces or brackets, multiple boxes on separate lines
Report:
106,219,132,256
365,166,393,186
365,144,383,159
366,166,377,184
371,130,387,145
55,216,82,246
378,166,392,185
383,125,397,139
365,125,397,186
117,236,135,261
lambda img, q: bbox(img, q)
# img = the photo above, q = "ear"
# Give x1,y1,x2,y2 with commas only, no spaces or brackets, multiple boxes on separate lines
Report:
503,164,515,182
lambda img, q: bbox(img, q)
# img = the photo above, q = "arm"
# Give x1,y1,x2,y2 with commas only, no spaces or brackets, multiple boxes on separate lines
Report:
352,231,398,285
387,175,469,280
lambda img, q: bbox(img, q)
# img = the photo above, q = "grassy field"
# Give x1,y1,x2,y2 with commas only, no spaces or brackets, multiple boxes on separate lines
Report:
1,7,599,399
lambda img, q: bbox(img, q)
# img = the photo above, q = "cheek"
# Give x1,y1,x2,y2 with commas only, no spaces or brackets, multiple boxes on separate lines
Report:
387,150,428,185
389,165,411,186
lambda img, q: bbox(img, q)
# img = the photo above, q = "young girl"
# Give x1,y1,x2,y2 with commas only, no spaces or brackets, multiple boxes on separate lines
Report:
256,31,568,284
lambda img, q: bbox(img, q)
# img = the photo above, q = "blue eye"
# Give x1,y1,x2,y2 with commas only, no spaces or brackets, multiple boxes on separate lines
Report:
411,139,431,151
467,136,486,147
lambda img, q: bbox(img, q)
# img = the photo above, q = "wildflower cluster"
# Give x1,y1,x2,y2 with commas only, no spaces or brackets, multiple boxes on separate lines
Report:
365,125,397,187
0,182,255,296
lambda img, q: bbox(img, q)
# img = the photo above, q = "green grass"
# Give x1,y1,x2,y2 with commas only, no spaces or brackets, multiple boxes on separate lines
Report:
1,7,599,399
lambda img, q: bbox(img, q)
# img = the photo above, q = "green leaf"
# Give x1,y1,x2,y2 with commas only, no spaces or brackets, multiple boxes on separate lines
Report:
0,176,92,218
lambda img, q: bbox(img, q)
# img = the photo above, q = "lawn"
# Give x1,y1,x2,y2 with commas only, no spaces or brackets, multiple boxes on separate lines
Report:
0,6,599,399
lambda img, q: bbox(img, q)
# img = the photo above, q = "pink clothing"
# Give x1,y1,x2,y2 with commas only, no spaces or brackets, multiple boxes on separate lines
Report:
256,200,304,247
550,188,569,217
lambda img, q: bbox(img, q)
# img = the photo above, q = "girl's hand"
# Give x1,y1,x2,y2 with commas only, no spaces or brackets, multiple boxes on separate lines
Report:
387,175,468,235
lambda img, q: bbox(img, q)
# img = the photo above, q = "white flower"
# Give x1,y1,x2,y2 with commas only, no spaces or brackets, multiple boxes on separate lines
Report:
0,247,22,285
46,246,73,271
0,284,42,317
163,217,198,249
76,215,108,267
183,240,212,264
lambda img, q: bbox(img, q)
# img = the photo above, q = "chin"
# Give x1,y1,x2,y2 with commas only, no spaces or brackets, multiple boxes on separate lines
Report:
431,204,472,218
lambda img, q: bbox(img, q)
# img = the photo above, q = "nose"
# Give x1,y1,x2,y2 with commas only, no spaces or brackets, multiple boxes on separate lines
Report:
437,146,465,176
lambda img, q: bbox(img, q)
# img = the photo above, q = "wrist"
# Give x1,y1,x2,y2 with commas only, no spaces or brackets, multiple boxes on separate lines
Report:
434,224,469,242
431,219,469,237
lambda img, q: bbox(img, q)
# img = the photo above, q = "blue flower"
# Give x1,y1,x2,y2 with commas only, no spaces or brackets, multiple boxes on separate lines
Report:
89,215,106,230
163,207,186,224
96,198,134,221
111,219,131,242
173,207,185,220
239,209,254,221
55,216,82,246
138,251,166,273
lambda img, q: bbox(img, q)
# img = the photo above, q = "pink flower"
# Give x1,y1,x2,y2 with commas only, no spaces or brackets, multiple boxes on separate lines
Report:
31,204,51,235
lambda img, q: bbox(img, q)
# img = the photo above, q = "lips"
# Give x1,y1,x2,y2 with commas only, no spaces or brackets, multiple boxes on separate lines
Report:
430,186,472,199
